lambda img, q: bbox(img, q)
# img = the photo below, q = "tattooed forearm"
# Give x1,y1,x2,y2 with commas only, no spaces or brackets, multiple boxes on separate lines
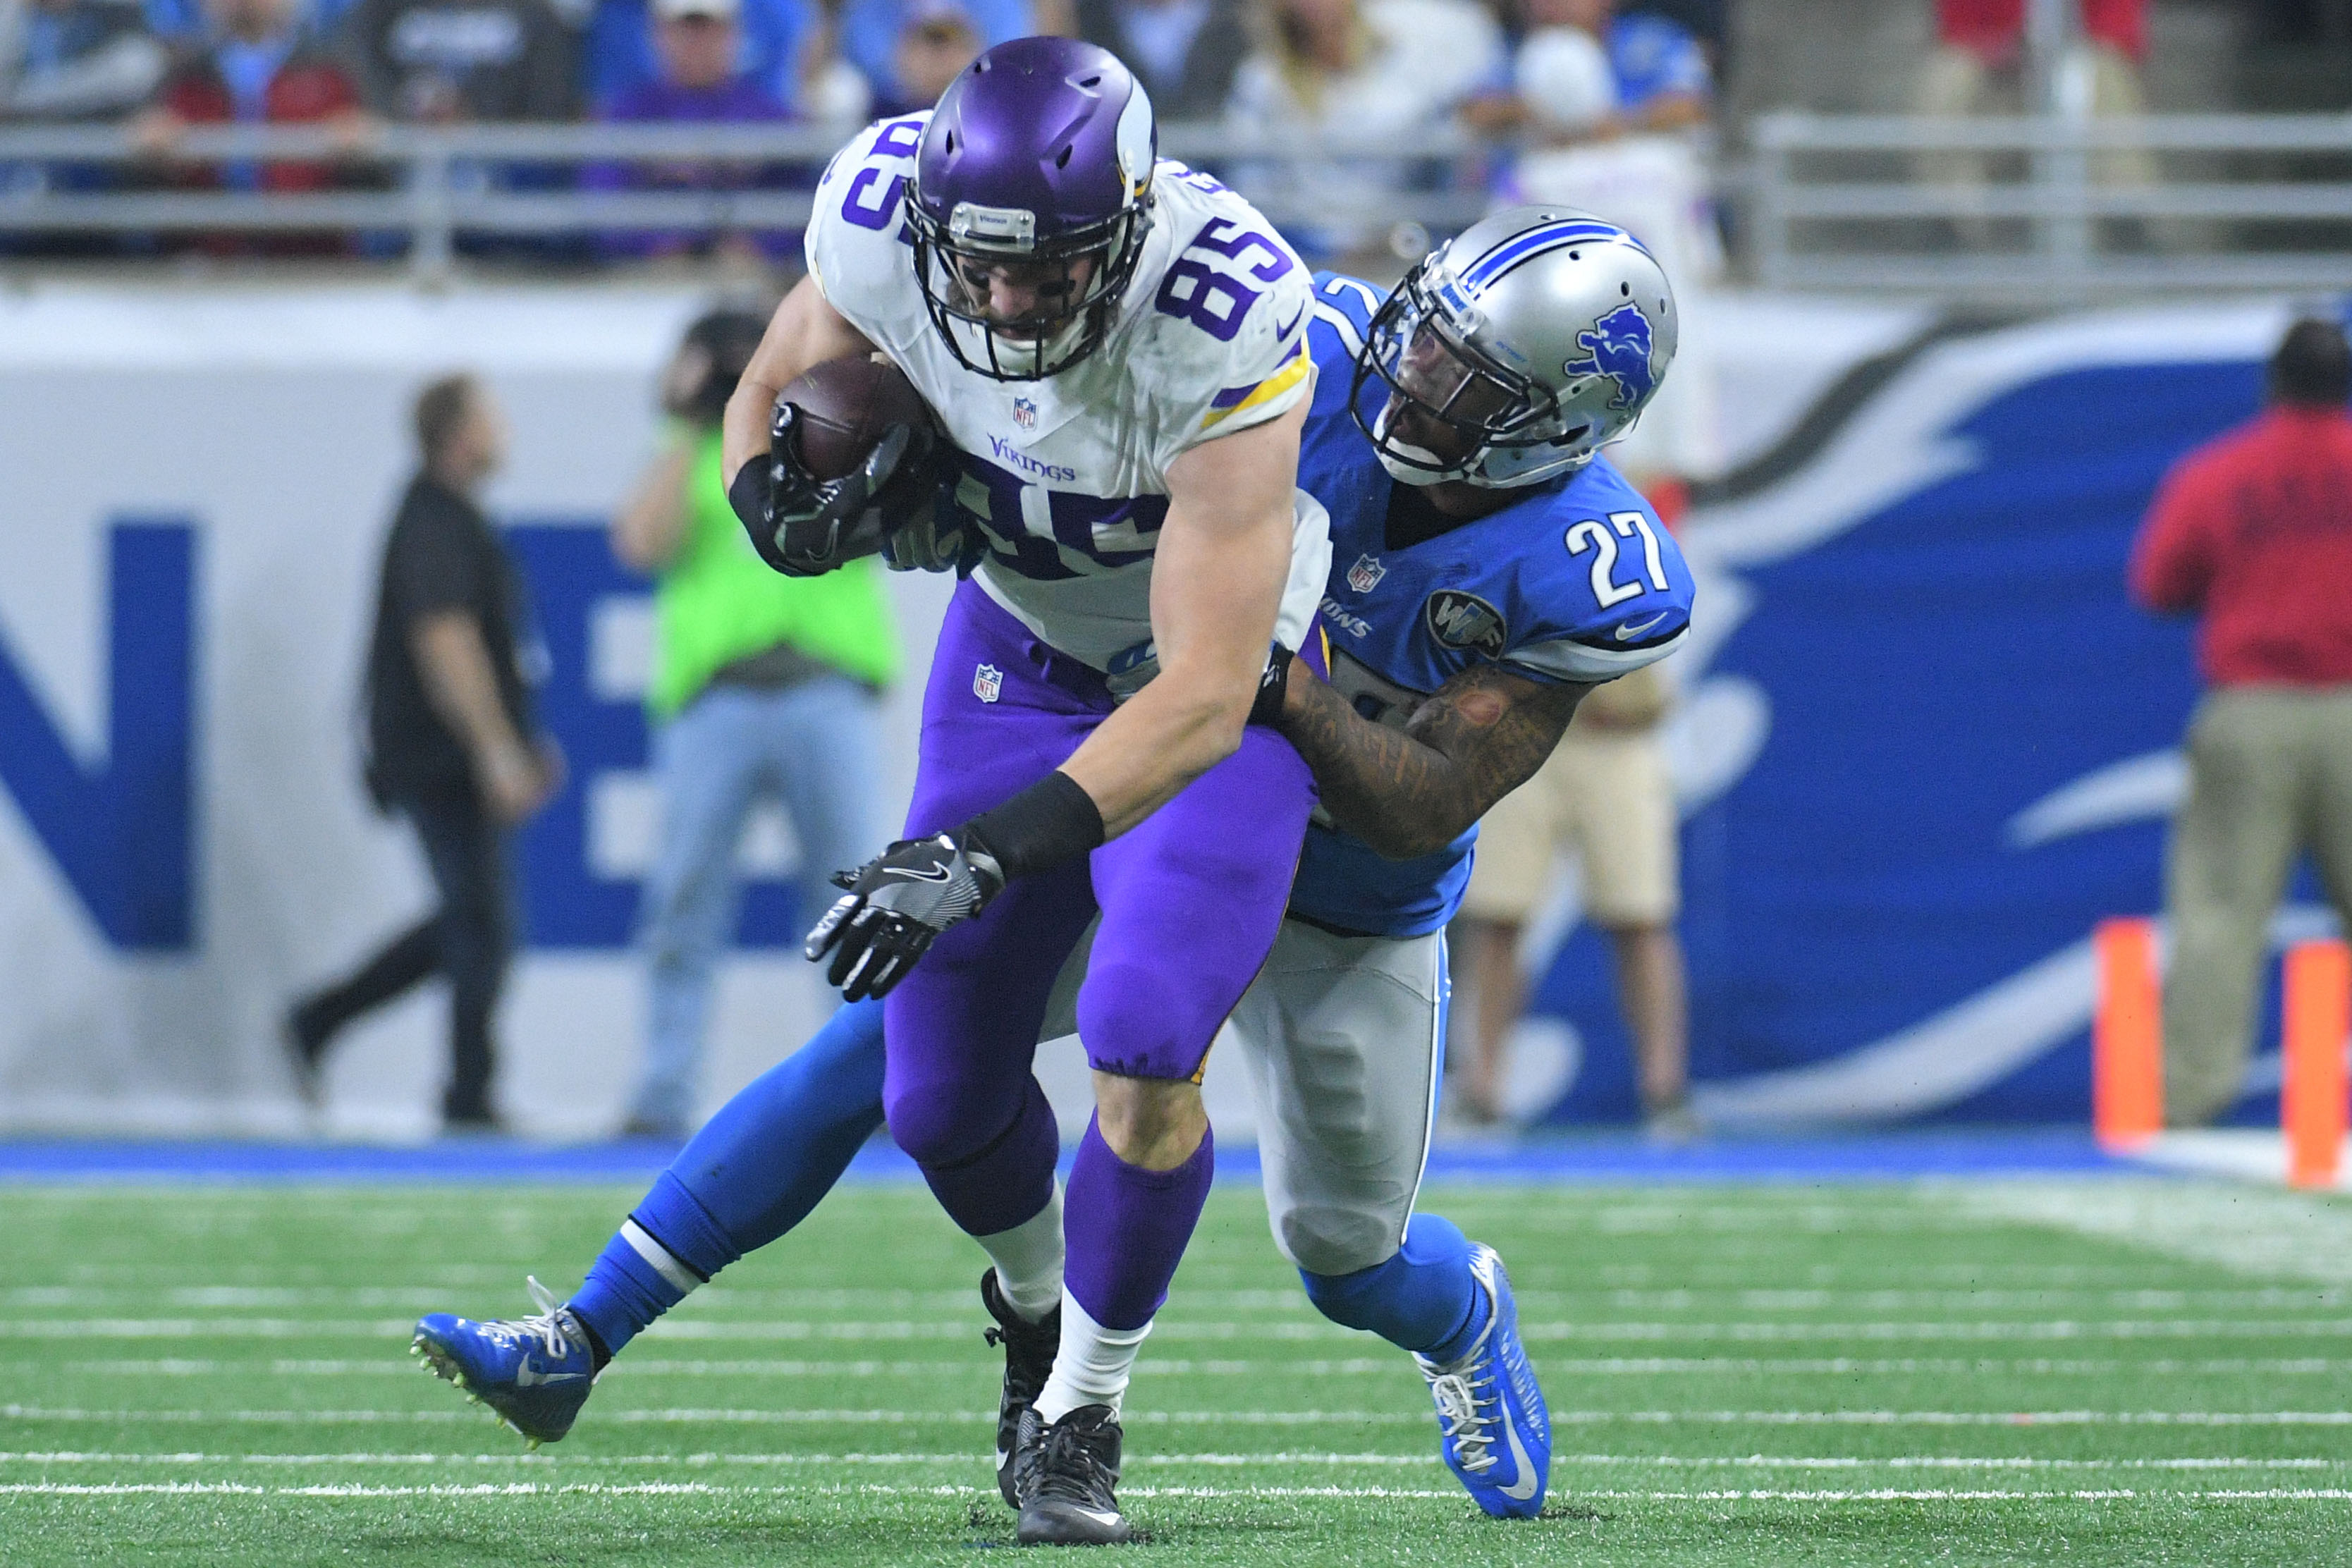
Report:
1278,663,1588,859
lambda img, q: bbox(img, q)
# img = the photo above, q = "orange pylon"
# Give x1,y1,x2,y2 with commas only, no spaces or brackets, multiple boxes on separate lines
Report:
2283,939,2350,1190
2093,918,2162,1151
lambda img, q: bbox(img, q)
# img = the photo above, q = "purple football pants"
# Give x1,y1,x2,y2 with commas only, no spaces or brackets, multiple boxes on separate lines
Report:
881,582,1316,1266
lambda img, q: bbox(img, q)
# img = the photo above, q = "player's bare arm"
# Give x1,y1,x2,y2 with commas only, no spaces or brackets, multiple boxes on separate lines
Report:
720,272,874,481
410,611,554,825
1055,398,1308,837
1280,661,1592,861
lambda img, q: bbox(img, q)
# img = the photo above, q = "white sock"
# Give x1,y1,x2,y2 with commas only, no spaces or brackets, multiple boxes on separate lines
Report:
1034,1289,1153,1423
976,1187,1064,1323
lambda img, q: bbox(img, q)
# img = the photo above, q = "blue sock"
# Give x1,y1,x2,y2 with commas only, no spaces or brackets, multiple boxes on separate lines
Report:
570,998,888,1359
1298,1213,1489,1364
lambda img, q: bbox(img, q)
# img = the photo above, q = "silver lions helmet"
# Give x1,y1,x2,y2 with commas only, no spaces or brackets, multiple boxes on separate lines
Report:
1354,207,1678,489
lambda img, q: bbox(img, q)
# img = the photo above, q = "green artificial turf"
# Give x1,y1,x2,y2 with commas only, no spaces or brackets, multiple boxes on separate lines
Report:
3,1175,2348,1565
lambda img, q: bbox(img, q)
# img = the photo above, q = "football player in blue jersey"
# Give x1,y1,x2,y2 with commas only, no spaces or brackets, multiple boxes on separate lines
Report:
410,208,1693,1531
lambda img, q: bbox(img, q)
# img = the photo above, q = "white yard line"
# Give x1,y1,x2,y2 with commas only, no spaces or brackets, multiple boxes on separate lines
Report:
48,1354,2352,1378
8,1403,2350,1427
13,1316,2352,1343
14,1285,2342,1311
3,1450,2346,1471
1944,1180,2352,1287
2,1479,2348,1502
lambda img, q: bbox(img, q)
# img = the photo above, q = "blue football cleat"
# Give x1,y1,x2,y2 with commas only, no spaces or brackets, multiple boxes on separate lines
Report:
412,1276,599,1447
1413,1243,1550,1518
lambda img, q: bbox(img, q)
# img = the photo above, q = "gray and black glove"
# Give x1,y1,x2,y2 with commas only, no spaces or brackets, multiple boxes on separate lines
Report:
729,399,937,577
804,832,1005,1002
878,482,986,575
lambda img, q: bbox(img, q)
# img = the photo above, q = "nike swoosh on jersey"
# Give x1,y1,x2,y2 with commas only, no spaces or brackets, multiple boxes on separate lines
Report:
1612,612,1672,642
883,864,953,883
514,1364,587,1386
1275,303,1305,340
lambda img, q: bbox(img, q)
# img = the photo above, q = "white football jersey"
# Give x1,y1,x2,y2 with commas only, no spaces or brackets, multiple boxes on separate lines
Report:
806,113,1329,673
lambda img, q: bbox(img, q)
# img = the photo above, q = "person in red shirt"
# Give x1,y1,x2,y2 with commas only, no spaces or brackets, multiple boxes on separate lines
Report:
1914,0,2155,246
2130,316,2352,1127
129,0,372,253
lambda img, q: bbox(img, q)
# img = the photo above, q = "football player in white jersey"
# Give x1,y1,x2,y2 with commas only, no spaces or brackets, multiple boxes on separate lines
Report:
718,37,1323,1544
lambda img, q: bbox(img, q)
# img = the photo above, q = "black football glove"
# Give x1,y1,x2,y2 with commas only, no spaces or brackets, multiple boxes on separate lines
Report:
878,477,986,575
729,398,938,577
804,832,1005,1001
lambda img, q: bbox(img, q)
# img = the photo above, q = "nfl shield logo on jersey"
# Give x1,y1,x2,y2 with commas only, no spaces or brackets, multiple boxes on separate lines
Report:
973,663,1003,703
1012,398,1038,431
1347,553,1387,594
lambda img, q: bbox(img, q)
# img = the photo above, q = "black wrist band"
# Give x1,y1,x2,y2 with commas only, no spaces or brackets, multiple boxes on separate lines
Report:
1249,642,1294,728
964,770,1105,883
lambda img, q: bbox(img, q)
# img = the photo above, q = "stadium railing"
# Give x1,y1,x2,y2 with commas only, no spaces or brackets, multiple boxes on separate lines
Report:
0,120,1495,280
1751,111,2352,297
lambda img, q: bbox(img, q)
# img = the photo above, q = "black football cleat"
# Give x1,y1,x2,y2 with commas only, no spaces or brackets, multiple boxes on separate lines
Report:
1015,1403,1132,1546
980,1268,1060,1508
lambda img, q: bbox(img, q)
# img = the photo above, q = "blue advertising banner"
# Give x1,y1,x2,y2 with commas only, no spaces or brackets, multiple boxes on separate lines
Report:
1537,306,2346,1127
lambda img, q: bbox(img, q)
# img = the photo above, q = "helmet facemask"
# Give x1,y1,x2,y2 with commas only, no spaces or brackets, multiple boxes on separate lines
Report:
1352,262,1598,489
908,197,1151,381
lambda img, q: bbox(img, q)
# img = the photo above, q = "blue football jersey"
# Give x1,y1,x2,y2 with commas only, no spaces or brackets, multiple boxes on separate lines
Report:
1287,272,1697,938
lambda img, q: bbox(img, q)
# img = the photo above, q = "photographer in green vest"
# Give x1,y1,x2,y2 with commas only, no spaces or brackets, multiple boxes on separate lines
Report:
611,308,900,1140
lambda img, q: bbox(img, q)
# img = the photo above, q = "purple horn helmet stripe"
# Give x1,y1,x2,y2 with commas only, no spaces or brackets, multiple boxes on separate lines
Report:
915,37,1151,240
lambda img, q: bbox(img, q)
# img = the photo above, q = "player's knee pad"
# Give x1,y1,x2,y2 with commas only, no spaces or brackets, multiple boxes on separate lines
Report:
1274,1201,1406,1282
1075,960,1218,1082
881,1070,1040,1172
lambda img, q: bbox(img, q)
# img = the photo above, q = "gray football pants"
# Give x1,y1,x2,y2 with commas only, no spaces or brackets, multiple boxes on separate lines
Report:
1044,917,1447,1277
2162,685,2352,1127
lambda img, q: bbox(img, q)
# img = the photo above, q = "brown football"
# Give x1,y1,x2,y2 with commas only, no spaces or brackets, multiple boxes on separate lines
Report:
778,355,937,480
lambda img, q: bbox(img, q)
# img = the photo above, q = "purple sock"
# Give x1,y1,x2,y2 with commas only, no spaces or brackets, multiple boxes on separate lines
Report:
1062,1113,1215,1331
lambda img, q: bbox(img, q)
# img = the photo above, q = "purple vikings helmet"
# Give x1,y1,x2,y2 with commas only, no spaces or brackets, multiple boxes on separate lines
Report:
907,37,1158,381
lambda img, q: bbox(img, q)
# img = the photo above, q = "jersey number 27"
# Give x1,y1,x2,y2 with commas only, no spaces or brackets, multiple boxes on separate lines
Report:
1567,511,1673,608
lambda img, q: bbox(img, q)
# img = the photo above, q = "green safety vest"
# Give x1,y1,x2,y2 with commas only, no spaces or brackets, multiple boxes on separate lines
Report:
648,426,900,719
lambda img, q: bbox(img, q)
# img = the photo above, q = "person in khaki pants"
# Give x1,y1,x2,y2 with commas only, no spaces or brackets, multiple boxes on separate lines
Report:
1452,659,1692,1136
2131,317,2352,1128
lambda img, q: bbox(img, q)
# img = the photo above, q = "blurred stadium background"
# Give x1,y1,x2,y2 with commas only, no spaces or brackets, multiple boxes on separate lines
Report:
6,0,2348,1141
4,2,2352,1560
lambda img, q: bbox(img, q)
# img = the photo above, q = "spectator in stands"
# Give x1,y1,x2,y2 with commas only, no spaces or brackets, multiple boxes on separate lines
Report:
2130,317,2352,1129
336,0,578,122
837,0,1023,116
1481,0,1724,539
1466,0,1710,145
131,0,372,250
871,0,972,115
0,0,168,120
609,310,897,1140
1,0,166,254
794,0,869,121
583,0,808,111
1450,659,1693,1139
1074,0,1248,119
587,0,799,262
1225,0,1499,259
286,374,561,1133
1915,0,2157,244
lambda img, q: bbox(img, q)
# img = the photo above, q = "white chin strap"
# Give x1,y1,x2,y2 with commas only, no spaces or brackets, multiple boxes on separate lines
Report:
1372,403,1474,486
988,313,1089,377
